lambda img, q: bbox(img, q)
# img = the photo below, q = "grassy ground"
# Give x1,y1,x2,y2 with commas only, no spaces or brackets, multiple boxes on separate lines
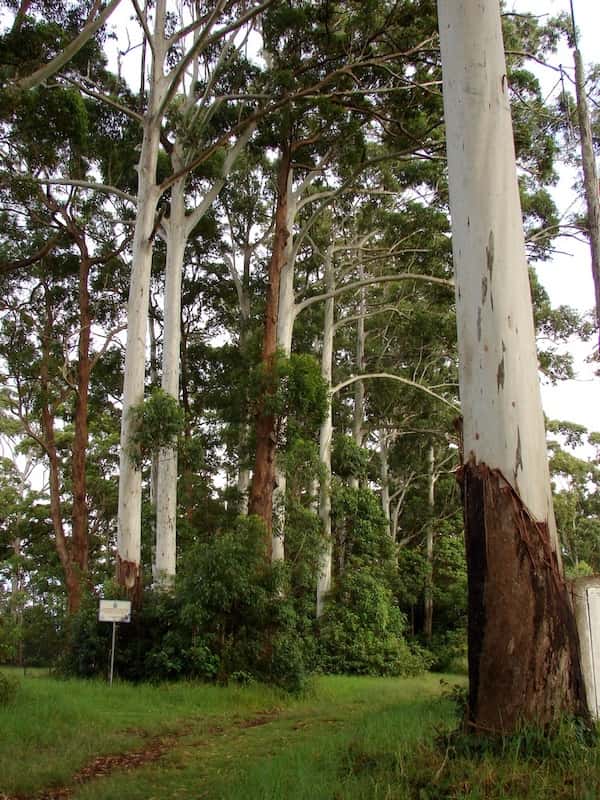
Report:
1,668,599,799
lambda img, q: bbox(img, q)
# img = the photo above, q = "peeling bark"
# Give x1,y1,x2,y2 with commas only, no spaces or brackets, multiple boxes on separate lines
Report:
116,556,143,607
462,461,587,732
438,0,588,730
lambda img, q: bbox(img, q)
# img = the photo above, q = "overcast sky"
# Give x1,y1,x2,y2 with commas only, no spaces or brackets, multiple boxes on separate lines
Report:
508,0,599,435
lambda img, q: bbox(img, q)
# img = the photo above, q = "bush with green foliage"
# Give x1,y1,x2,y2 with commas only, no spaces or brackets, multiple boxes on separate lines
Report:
427,629,467,673
319,485,430,676
63,517,310,691
0,609,21,664
0,671,20,706
319,569,429,676
250,351,328,443
179,516,309,691
331,434,370,481
128,388,185,468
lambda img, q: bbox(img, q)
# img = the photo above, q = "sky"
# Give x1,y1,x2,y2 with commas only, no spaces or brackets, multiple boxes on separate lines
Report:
509,0,599,436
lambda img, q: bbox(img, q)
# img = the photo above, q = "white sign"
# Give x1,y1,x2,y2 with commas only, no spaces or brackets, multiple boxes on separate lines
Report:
99,599,131,623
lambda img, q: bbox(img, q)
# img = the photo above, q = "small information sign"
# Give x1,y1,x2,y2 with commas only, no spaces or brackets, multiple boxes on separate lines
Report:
99,600,132,685
99,600,131,623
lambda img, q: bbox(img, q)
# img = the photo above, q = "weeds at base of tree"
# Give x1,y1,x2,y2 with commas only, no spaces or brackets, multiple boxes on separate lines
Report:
338,688,600,800
437,678,597,760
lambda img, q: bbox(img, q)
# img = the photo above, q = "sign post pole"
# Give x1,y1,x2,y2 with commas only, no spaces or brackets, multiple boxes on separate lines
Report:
109,621,117,687
99,600,132,686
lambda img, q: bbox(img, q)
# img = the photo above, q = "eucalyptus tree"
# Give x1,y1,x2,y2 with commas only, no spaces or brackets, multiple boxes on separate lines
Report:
152,35,260,585
218,153,272,511
0,227,126,613
52,0,273,596
247,0,450,550
294,152,458,610
438,0,587,731
0,46,129,612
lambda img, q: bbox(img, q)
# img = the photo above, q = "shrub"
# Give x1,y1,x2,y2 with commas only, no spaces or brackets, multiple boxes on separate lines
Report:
428,629,468,673
63,517,309,691
319,570,428,676
0,671,20,706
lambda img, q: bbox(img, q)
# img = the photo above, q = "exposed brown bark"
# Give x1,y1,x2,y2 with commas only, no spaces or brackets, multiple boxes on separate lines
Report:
462,460,588,733
116,555,143,606
40,290,82,614
71,253,91,594
248,142,292,546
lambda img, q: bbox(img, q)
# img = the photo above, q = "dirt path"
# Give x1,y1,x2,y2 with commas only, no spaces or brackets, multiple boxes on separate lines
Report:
6,711,281,800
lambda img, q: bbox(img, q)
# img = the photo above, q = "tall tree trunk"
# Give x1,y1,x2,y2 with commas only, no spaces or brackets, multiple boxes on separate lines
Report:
154,174,186,586
248,142,292,548
11,536,23,665
148,302,160,506
116,2,166,599
350,264,366,490
572,39,600,345
71,253,92,601
270,176,296,561
379,432,391,538
317,244,335,617
237,246,253,513
40,293,80,613
438,0,587,732
423,444,435,641
179,317,196,521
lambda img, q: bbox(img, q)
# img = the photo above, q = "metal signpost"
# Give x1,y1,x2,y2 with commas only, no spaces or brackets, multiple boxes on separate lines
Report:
98,600,132,686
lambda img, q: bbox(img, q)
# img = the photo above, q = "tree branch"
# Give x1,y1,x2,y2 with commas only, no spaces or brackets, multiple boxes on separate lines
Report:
65,77,144,124
0,235,61,275
15,0,123,90
295,272,454,315
332,372,459,411
32,178,137,205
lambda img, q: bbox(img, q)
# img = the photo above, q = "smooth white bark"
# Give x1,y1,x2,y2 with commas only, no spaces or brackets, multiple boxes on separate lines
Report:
316,245,335,617
154,173,186,585
379,432,391,538
424,444,436,639
271,174,296,562
438,0,557,542
153,122,256,580
352,267,366,450
573,46,600,341
116,2,167,587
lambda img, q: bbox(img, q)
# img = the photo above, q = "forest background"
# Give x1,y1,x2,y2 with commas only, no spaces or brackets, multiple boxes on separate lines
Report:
0,0,598,689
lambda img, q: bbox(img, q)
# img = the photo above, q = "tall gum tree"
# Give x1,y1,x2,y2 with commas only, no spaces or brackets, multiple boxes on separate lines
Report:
154,123,256,585
437,0,588,731
116,0,167,598
117,0,272,596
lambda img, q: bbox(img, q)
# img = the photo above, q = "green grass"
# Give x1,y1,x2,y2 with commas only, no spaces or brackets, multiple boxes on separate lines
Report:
0,667,289,796
2,669,600,799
